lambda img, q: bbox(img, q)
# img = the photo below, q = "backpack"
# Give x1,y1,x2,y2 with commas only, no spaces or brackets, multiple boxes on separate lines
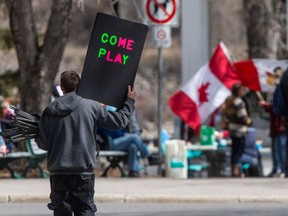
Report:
272,85,287,116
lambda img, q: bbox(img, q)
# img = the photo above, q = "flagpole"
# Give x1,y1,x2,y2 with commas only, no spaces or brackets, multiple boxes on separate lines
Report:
220,41,267,102
255,91,265,101
220,42,268,111
219,41,237,65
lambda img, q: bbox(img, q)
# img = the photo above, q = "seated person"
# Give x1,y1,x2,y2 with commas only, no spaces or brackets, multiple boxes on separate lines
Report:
239,128,263,177
97,127,150,177
0,131,7,155
98,109,150,177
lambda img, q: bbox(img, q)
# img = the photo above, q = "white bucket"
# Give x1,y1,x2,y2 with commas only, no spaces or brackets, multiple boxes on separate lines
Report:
165,139,187,179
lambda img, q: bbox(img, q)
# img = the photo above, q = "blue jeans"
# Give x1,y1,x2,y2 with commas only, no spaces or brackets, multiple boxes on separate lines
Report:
271,134,286,173
110,134,149,172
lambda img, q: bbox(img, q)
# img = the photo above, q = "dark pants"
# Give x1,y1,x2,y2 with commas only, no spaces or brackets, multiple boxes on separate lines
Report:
285,130,288,177
239,154,261,177
231,136,245,165
48,174,97,216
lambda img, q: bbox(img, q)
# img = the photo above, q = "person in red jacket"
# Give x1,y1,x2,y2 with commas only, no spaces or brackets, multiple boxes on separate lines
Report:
260,100,286,177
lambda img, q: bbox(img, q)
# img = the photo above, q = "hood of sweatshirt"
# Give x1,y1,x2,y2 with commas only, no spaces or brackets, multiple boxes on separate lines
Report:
43,92,81,116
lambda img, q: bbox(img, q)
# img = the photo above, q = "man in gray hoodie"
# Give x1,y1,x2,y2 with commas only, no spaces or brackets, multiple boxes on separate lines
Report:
37,70,136,216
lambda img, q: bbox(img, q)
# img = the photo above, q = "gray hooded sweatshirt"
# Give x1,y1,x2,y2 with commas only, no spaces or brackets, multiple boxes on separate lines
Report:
37,92,135,175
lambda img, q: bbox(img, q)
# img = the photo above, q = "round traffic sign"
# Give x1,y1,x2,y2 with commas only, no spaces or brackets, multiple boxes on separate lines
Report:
156,29,166,40
145,0,177,24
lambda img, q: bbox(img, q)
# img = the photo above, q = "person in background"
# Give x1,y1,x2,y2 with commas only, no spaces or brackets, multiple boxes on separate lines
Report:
0,127,7,155
1,100,14,120
37,70,136,216
260,67,286,177
51,84,63,102
98,111,150,177
239,127,263,177
0,99,15,153
223,83,252,177
278,68,288,177
0,97,7,155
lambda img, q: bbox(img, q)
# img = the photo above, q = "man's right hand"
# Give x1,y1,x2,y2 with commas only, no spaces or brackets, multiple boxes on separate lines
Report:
259,100,268,106
127,85,136,100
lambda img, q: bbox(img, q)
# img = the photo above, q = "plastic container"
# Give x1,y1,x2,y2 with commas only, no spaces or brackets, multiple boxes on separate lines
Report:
200,125,215,145
165,139,187,179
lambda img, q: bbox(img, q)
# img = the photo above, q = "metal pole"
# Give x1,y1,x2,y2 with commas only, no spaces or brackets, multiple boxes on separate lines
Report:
286,0,288,50
157,46,164,175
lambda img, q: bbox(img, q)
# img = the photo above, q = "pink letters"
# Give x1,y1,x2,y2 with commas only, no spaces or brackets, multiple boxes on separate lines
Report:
97,33,134,65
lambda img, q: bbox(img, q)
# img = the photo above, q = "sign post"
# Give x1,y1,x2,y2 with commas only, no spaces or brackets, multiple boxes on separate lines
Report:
157,45,164,170
143,0,179,174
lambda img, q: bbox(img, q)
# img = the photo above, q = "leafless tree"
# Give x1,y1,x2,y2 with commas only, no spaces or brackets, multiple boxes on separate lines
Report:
5,0,73,114
243,0,284,58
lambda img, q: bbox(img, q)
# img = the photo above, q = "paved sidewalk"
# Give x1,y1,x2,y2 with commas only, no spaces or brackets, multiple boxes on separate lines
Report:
0,177,288,203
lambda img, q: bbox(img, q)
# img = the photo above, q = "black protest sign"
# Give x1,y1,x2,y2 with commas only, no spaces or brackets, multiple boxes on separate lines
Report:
77,13,148,108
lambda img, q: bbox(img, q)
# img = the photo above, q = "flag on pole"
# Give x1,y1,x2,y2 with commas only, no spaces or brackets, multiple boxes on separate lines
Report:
169,42,240,132
233,59,288,93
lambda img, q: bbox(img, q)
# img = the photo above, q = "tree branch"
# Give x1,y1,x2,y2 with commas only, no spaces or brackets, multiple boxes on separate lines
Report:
5,0,39,77
41,0,73,80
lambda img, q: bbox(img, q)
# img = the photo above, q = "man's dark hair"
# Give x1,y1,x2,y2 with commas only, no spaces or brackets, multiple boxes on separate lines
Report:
273,67,283,77
60,70,80,93
231,83,242,96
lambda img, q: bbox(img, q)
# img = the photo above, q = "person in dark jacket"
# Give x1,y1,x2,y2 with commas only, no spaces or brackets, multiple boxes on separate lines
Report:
279,68,288,177
37,70,136,216
98,111,149,177
260,100,286,177
239,127,263,177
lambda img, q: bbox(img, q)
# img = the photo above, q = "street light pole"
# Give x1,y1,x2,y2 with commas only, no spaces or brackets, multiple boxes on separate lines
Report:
157,46,164,175
286,0,288,50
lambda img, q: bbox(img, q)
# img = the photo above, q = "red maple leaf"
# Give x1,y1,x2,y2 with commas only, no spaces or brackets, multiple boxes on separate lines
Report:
198,82,210,105
265,71,274,77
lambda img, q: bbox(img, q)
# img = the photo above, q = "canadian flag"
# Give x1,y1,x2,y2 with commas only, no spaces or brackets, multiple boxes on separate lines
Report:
233,59,288,93
169,42,240,132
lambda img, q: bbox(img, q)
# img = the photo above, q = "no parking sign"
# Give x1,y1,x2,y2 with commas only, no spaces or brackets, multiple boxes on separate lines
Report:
144,0,179,27
144,0,179,48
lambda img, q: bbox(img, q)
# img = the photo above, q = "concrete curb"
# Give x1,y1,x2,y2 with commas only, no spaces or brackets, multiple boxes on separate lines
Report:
1,194,288,204
1,178,288,204
9,194,49,203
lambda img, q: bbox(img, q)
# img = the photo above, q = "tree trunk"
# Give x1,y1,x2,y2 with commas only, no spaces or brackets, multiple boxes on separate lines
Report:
243,0,281,58
5,0,73,114
117,0,143,22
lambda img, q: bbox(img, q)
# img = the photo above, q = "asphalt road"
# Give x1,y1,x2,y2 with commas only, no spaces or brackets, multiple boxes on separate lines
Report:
0,202,287,216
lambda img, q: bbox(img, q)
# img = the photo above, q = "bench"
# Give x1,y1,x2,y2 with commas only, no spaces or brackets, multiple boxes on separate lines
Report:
95,135,160,177
22,139,48,178
95,134,129,177
0,139,47,179
98,150,128,177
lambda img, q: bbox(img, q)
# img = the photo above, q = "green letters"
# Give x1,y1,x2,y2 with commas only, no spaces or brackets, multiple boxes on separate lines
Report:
98,48,106,58
101,33,109,43
122,55,129,65
110,35,117,45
